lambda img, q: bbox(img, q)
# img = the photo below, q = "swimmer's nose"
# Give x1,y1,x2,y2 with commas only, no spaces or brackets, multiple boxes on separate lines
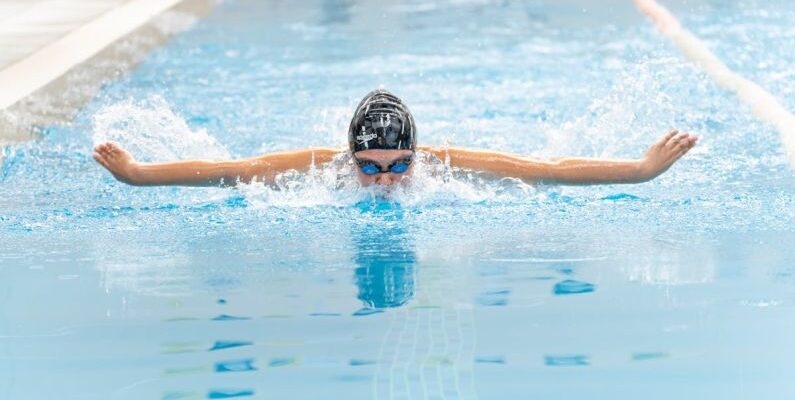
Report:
375,173,395,185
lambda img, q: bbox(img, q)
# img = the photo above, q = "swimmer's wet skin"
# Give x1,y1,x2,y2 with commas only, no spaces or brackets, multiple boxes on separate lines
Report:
93,89,698,188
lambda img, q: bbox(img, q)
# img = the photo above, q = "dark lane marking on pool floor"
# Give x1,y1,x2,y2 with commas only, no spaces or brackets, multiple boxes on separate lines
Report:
553,279,595,295
214,358,257,373
544,355,590,366
209,340,254,351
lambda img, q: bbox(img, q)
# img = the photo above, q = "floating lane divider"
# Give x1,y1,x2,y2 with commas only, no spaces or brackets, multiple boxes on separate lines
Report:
633,0,795,169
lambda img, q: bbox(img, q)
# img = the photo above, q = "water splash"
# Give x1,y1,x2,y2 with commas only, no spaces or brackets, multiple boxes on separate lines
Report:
235,150,543,210
91,96,230,162
542,58,692,158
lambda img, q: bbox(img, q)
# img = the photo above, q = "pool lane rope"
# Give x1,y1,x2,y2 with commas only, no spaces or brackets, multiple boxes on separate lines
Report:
633,0,795,169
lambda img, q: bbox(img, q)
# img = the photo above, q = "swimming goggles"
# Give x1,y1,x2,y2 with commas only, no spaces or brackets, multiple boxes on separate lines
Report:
354,154,414,175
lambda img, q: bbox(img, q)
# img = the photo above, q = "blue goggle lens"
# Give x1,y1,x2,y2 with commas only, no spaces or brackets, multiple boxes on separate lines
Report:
356,156,413,175
389,162,409,174
360,163,381,175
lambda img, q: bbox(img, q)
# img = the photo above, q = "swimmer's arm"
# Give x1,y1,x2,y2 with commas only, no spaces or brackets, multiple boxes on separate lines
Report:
420,130,698,185
93,142,339,186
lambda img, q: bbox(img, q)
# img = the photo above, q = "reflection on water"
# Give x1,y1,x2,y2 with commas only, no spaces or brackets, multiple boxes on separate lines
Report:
353,219,416,309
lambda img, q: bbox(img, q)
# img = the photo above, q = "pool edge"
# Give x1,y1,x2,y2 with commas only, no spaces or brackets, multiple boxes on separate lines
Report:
0,0,218,149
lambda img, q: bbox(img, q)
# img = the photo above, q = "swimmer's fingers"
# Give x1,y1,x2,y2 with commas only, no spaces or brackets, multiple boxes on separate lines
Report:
105,142,123,155
94,141,122,155
674,135,698,158
94,144,113,166
92,151,105,167
94,144,110,160
94,142,113,154
93,141,136,163
663,129,679,143
93,148,113,169
93,144,108,161
663,134,696,165
666,131,690,150
680,134,698,149
641,131,697,179
652,129,679,150
93,154,116,177
666,131,695,153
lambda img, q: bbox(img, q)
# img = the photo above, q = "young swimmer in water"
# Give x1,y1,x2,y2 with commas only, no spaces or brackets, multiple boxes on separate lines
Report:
94,89,698,188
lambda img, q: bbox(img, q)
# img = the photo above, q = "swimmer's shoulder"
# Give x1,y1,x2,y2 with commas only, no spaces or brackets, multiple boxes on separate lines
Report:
306,147,345,164
260,147,343,160
248,148,344,172
417,145,485,160
417,145,445,160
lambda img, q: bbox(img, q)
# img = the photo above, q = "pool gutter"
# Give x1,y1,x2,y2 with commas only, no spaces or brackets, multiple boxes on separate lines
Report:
0,0,217,151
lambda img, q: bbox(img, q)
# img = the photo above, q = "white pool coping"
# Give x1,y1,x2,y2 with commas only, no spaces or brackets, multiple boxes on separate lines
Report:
0,0,186,111
0,1,126,71
0,0,215,146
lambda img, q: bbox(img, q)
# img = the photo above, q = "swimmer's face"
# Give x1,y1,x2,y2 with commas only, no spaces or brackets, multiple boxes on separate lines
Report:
353,149,415,187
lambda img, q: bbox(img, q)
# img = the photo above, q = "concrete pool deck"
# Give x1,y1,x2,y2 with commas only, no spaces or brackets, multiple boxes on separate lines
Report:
0,0,126,71
0,0,216,146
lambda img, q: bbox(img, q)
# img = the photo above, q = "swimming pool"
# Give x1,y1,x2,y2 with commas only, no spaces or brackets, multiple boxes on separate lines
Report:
2,0,795,398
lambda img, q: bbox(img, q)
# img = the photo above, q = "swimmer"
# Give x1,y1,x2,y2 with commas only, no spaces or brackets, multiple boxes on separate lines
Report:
94,89,697,188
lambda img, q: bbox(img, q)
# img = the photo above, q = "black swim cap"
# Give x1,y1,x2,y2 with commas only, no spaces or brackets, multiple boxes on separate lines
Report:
348,89,416,153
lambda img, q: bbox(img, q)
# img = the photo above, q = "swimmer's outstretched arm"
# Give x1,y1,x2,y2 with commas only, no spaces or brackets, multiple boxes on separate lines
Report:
422,130,697,185
93,142,338,186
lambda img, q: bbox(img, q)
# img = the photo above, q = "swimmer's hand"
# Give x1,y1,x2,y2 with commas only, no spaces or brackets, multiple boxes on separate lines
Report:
93,142,141,185
638,129,698,181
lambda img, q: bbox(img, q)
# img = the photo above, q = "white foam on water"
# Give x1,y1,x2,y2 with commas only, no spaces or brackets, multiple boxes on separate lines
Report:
91,95,230,162
237,153,364,209
541,58,686,158
238,150,540,210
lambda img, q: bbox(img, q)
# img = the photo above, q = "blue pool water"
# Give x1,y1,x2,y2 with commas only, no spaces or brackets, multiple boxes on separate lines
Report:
2,0,795,399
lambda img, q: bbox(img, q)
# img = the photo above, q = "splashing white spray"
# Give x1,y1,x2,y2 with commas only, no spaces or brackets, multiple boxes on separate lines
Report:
92,95,230,162
542,58,690,158
237,151,540,210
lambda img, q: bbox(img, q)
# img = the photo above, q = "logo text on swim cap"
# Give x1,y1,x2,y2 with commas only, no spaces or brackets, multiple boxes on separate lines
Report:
356,130,378,145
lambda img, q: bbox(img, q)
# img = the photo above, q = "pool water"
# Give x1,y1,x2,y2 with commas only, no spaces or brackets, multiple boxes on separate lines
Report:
2,0,795,399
